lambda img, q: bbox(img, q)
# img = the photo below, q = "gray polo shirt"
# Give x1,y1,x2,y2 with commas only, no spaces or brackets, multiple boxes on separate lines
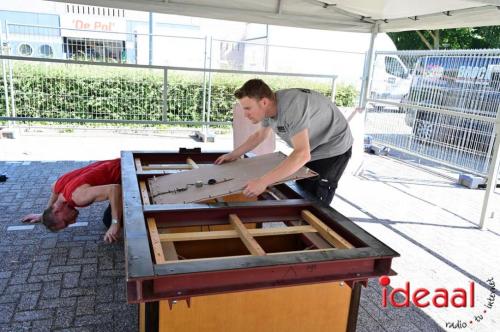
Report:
262,88,353,161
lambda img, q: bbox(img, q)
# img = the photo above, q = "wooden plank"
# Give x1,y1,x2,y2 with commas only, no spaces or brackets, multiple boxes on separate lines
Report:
218,193,257,203
147,217,166,264
265,190,282,200
158,281,352,332
267,248,336,256
160,230,236,242
290,220,332,249
134,157,143,172
163,238,179,261
254,225,316,237
149,152,317,204
160,254,252,265
158,225,318,242
266,187,288,200
157,227,180,262
143,164,194,170
157,248,337,265
186,157,199,169
229,214,266,256
139,303,145,332
139,181,150,205
301,210,354,249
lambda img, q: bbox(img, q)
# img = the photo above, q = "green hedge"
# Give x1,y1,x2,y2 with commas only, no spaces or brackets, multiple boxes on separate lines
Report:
0,64,358,122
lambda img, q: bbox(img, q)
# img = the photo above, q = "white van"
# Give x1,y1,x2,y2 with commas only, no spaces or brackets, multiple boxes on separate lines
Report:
371,54,412,102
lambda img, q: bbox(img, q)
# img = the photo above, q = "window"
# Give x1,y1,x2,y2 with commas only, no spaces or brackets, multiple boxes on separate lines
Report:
18,43,33,56
39,44,54,58
385,56,408,78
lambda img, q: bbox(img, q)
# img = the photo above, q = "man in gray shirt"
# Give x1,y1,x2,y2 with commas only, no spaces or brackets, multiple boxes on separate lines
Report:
215,79,353,205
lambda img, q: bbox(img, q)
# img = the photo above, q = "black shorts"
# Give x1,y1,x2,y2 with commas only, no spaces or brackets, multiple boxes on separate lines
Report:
102,204,112,229
296,147,352,205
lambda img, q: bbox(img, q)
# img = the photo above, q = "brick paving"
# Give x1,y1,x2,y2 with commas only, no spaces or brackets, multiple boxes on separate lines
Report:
335,153,500,332
0,133,499,331
0,160,136,332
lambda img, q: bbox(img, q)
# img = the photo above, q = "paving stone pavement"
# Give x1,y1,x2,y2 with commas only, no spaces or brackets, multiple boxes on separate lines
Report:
1,133,499,331
0,160,137,332
335,154,500,332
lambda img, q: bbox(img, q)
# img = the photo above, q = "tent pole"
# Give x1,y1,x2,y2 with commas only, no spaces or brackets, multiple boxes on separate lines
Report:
479,105,500,229
359,22,379,109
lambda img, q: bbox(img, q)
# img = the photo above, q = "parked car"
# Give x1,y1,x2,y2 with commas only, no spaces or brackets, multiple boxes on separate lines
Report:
403,55,500,151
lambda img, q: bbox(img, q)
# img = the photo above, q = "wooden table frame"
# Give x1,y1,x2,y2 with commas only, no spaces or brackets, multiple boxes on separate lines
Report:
122,150,399,331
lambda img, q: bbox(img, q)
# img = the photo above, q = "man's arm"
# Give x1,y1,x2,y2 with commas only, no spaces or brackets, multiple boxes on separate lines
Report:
215,126,272,164
243,128,311,197
22,182,59,223
72,184,122,243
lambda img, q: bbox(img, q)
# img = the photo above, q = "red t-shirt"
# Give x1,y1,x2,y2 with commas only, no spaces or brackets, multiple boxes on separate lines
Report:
54,158,121,208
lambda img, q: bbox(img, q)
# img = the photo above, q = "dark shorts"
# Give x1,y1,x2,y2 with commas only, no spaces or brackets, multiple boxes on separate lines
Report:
102,204,112,229
296,147,352,206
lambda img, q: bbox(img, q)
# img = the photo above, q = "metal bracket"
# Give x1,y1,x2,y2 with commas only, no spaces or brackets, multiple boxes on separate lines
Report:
167,297,191,310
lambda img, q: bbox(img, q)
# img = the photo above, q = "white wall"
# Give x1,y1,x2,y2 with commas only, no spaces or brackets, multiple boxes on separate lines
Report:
265,26,397,85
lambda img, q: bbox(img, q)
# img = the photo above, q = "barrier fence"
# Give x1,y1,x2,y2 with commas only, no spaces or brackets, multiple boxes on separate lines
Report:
0,22,364,129
0,55,336,127
366,49,500,176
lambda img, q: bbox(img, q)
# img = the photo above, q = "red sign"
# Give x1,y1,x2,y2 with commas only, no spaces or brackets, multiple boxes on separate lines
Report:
72,19,116,32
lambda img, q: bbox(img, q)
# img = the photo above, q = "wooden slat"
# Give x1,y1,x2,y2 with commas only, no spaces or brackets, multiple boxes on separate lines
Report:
158,225,318,242
301,210,354,249
162,232,179,261
139,181,151,205
134,157,143,172
290,220,332,249
186,157,199,169
157,247,338,265
147,217,166,264
160,253,252,265
267,248,337,256
254,225,316,236
266,187,289,200
142,164,194,170
229,214,266,256
139,303,146,332
265,190,282,200
160,230,236,242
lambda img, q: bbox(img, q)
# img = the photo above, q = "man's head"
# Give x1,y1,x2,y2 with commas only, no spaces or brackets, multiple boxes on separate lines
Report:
234,79,276,124
41,202,79,232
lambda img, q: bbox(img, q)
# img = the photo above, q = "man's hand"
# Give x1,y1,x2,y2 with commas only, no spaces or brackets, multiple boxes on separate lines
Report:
103,224,121,243
214,153,239,165
243,178,268,198
21,213,42,224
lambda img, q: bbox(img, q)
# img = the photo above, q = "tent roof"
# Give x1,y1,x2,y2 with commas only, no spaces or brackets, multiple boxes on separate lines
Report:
52,0,499,32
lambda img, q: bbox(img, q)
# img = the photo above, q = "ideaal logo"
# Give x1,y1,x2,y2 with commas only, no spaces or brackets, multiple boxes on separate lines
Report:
379,276,496,329
379,276,475,308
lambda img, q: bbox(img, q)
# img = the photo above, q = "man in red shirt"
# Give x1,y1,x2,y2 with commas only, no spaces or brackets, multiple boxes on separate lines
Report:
21,159,122,243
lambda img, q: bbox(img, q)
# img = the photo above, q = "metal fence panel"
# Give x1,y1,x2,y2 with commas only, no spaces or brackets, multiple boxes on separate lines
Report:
0,59,7,117
366,49,500,176
0,55,337,127
6,59,165,123
0,22,344,128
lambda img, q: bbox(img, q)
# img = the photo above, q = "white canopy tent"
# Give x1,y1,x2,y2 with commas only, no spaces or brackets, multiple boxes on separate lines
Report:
50,0,500,32
51,0,500,229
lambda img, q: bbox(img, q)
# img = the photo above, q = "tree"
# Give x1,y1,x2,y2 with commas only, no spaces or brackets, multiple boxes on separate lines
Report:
388,26,500,50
